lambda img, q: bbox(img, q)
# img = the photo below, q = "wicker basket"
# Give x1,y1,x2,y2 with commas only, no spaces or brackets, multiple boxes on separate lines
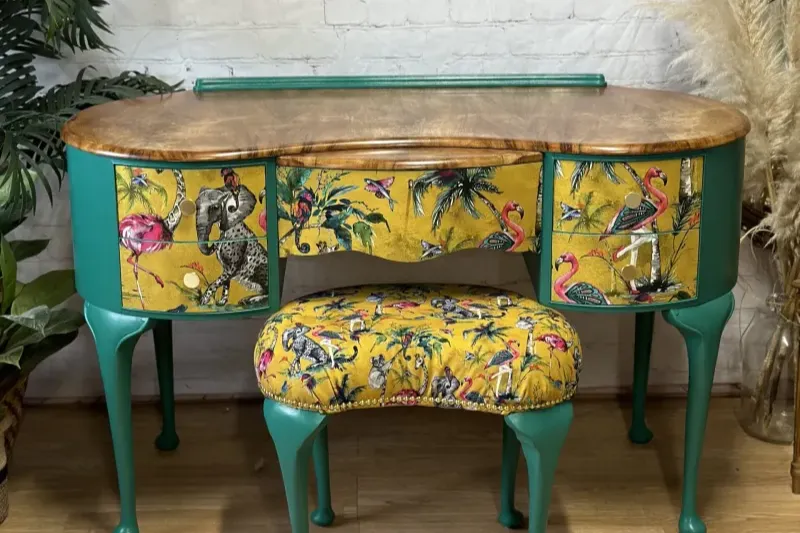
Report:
0,378,28,525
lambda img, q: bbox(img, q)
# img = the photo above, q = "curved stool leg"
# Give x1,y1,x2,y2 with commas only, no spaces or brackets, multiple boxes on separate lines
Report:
504,402,573,533
629,311,655,444
663,292,734,533
310,426,335,526
498,418,524,529
152,319,179,451
85,302,154,533
263,399,329,533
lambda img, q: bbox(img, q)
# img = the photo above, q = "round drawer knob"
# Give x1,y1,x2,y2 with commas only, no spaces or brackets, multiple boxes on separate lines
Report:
180,199,196,215
621,265,638,281
183,272,201,289
624,193,642,209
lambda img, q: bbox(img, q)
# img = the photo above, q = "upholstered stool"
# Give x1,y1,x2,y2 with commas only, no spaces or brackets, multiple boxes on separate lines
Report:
254,284,582,533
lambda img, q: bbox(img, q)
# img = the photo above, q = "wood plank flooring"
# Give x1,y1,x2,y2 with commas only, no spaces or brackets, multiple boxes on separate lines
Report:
2,398,798,532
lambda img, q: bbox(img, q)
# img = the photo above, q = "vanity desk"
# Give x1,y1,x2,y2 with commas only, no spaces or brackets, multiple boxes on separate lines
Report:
61,75,750,533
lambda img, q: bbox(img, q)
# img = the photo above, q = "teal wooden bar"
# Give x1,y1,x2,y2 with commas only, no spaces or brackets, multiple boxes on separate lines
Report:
62,74,750,533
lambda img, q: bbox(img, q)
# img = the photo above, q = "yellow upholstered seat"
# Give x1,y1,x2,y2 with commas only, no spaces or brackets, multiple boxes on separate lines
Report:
254,284,582,415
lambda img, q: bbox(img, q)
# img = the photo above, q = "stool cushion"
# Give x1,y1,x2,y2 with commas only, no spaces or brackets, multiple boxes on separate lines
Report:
254,284,582,415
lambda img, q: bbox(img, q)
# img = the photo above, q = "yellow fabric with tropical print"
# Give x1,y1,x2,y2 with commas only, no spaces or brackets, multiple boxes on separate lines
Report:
276,164,540,262
115,165,268,313
254,284,582,415
550,157,703,307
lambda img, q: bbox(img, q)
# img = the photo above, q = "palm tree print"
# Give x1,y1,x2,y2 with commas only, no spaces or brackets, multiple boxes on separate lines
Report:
409,167,506,231
329,374,366,405
559,191,614,236
462,321,510,347
116,168,168,214
373,325,450,364
566,161,621,196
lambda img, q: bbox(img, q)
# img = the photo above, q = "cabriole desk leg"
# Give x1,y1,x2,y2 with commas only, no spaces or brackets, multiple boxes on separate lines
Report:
629,311,655,444
152,319,179,451
85,302,154,533
663,292,735,533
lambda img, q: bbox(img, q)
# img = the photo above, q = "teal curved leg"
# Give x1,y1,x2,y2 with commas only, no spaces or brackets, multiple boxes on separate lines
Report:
663,292,735,533
263,399,329,533
85,302,154,533
629,312,655,444
504,402,573,533
310,426,335,526
153,320,179,451
498,418,524,529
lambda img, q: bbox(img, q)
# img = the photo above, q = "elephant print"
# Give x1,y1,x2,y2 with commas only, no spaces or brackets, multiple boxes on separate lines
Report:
115,165,269,313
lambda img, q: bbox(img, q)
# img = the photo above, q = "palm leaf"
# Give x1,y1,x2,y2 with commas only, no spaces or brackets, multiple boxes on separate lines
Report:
600,162,621,184
569,161,591,195
409,171,438,216
40,0,115,54
554,159,563,178
432,184,463,231
2,67,176,214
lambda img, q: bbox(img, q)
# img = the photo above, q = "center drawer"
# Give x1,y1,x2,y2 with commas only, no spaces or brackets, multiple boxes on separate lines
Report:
276,148,542,262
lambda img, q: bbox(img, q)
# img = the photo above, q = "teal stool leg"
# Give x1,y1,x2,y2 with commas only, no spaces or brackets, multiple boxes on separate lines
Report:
310,426,335,526
263,399,329,533
498,418,524,529
629,311,655,444
85,302,154,533
504,402,573,533
153,319,179,451
664,292,734,533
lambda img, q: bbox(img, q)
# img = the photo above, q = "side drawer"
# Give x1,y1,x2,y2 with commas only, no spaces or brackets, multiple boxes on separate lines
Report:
549,229,700,307
115,165,267,243
553,157,703,237
118,238,269,313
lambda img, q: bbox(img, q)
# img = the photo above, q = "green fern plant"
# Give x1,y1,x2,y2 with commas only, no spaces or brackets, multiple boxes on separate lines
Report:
1,0,179,233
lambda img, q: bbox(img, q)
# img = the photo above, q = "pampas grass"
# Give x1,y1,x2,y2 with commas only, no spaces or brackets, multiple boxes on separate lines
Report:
652,0,800,433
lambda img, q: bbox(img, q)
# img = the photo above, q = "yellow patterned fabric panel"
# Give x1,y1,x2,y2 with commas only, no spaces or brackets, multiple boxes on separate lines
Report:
553,157,703,235
254,284,581,415
115,165,269,313
550,231,700,306
276,164,539,262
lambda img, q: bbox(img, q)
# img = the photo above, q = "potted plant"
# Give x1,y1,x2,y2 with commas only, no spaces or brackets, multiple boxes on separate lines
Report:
0,0,177,520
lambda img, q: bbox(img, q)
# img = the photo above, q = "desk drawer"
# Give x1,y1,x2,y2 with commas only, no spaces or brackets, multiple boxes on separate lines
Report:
118,238,269,313
275,162,540,261
553,157,703,236
549,229,700,307
115,165,267,242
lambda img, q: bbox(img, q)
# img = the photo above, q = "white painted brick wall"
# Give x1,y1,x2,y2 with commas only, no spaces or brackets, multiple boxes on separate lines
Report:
25,0,763,402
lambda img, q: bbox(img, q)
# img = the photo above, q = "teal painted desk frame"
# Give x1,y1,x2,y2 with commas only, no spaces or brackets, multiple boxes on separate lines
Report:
66,74,745,533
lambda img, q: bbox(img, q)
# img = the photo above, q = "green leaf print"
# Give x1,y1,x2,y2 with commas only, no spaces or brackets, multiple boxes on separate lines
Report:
276,180,293,205
353,221,374,253
365,212,390,231
334,226,353,250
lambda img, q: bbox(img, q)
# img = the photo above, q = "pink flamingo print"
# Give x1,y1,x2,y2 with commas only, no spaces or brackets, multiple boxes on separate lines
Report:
118,170,186,308
459,375,485,404
602,167,669,270
537,332,572,376
601,167,669,237
553,252,611,305
257,348,274,379
479,200,526,251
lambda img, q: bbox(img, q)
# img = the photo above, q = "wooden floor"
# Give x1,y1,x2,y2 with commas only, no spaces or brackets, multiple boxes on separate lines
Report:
3,398,798,532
